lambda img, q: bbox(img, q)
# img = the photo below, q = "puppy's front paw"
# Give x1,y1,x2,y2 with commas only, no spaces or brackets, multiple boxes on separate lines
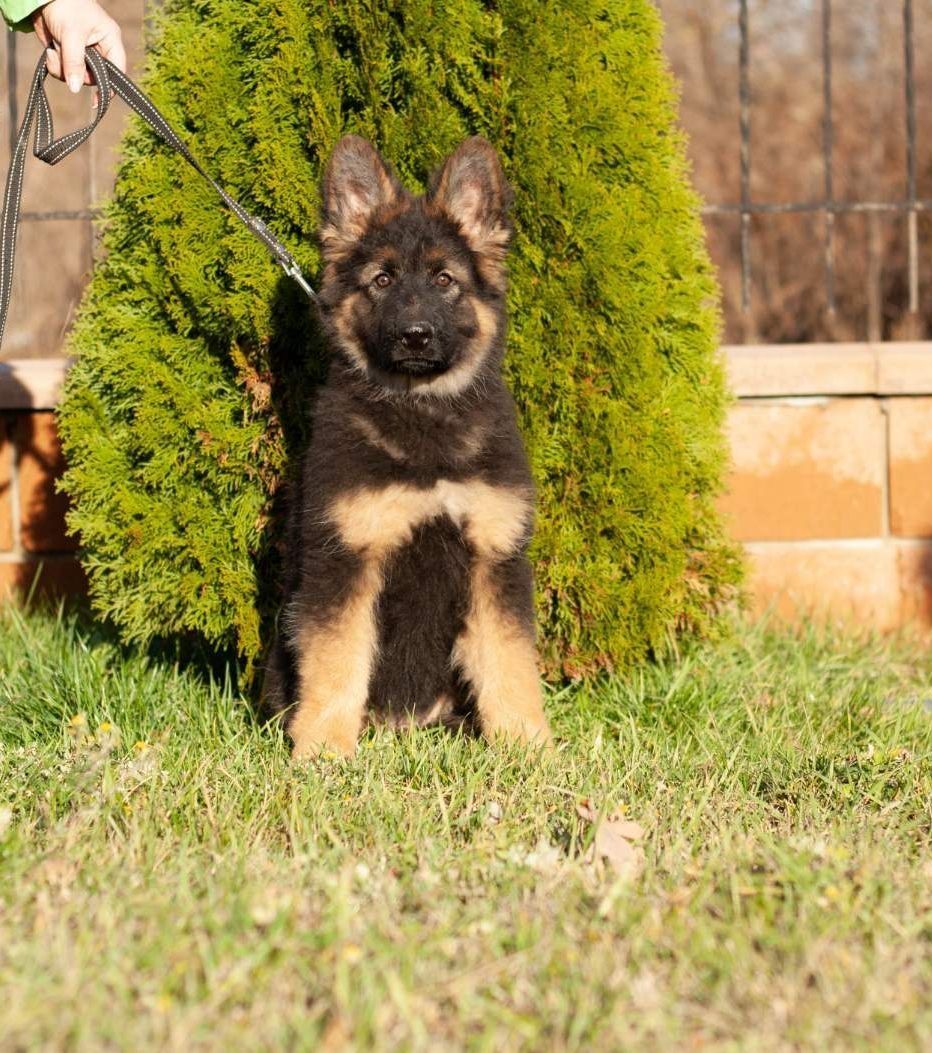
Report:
290,725,358,762
484,713,554,749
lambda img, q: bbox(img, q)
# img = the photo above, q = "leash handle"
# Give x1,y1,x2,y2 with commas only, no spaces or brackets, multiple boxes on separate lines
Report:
0,47,316,350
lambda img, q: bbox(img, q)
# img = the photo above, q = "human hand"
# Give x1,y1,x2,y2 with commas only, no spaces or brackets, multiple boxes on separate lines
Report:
31,0,126,94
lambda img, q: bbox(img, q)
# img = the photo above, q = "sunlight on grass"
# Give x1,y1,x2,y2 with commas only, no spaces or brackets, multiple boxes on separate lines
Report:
1,603,930,1051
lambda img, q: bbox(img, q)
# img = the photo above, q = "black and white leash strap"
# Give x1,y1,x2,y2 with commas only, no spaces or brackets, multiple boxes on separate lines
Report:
0,46,316,350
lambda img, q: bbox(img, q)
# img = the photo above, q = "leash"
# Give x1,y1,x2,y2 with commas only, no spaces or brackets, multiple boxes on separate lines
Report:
0,46,316,350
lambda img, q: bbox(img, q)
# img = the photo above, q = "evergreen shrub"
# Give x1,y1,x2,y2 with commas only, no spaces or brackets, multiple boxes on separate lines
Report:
58,0,743,679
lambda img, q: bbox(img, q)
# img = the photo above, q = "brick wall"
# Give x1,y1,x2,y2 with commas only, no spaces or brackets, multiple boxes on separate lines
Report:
2,347,932,630
719,344,932,629
0,361,84,598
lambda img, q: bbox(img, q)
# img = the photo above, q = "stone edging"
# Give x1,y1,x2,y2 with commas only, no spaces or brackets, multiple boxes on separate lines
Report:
0,358,72,411
724,342,932,398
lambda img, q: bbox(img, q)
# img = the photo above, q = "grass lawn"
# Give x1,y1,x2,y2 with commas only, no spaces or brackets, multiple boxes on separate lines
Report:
0,603,930,1052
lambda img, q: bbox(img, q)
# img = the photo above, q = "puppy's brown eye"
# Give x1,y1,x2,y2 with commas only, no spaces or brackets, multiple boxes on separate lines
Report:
435,271,454,287
374,272,392,289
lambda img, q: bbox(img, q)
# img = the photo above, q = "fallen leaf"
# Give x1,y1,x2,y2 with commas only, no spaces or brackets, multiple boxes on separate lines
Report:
319,1014,351,1053
630,967,662,1010
250,901,278,928
32,855,78,894
577,798,645,881
522,836,563,873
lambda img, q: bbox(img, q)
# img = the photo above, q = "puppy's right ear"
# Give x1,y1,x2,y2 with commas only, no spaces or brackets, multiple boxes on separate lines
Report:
320,135,402,261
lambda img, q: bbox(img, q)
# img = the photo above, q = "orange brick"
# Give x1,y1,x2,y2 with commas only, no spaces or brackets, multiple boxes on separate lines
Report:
0,558,87,600
896,541,932,623
744,540,932,631
15,412,77,553
0,420,12,551
720,399,885,542
887,397,932,538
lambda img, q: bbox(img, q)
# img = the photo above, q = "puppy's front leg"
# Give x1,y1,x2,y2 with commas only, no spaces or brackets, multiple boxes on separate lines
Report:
289,560,382,759
454,556,552,746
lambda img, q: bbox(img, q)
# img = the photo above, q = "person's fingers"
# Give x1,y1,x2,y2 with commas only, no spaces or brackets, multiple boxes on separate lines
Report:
91,23,126,74
33,15,63,80
44,48,64,80
60,28,89,93
32,15,51,49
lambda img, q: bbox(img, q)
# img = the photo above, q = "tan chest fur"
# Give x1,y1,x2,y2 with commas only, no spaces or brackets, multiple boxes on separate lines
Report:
328,479,532,561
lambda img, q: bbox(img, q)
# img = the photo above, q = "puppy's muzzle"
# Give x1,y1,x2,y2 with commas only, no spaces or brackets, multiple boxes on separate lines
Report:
392,323,447,374
400,323,434,351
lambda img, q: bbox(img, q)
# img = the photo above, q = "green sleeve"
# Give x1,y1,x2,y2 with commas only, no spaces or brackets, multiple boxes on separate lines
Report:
2,0,43,31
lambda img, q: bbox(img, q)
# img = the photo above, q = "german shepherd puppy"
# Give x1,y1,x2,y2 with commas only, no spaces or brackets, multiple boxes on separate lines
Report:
263,135,552,759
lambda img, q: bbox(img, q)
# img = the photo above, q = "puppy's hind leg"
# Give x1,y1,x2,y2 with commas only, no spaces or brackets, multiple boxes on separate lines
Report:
289,560,383,760
259,633,294,720
453,556,552,747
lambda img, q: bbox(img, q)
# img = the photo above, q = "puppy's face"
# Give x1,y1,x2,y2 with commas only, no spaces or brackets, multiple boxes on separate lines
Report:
318,136,512,396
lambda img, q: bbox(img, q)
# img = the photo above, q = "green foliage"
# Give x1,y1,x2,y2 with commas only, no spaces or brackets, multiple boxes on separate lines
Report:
58,0,742,676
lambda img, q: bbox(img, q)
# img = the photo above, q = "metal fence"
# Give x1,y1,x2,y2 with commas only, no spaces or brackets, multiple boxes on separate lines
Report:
1,0,146,359
701,0,923,336
2,1,923,350
6,0,155,221
5,15,134,225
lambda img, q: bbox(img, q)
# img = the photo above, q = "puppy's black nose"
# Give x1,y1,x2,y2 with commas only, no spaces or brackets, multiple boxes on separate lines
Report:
400,323,434,352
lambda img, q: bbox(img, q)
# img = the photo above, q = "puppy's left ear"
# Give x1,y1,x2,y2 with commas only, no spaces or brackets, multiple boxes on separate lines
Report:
429,137,513,264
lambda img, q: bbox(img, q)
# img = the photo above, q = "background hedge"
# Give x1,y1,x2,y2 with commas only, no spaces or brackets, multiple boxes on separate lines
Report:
58,0,742,680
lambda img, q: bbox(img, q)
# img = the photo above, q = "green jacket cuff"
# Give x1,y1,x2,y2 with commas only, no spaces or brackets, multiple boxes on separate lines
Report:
2,0,43,32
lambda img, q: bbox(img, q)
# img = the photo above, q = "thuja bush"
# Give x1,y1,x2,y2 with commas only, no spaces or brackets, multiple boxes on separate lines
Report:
58,0,742,678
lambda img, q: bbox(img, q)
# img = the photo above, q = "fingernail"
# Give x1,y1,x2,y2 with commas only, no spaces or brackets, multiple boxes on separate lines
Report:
67,74,82,94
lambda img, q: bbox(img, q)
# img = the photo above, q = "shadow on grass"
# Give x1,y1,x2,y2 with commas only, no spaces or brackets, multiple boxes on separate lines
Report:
3,272,328,730
0,592,278,754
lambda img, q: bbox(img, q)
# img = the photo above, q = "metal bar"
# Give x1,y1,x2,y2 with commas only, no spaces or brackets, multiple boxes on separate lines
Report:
702,199,932,216
6,30,17,160
738,0,751,314
867,212,882,342
822,0,836,315
904,0,919,315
